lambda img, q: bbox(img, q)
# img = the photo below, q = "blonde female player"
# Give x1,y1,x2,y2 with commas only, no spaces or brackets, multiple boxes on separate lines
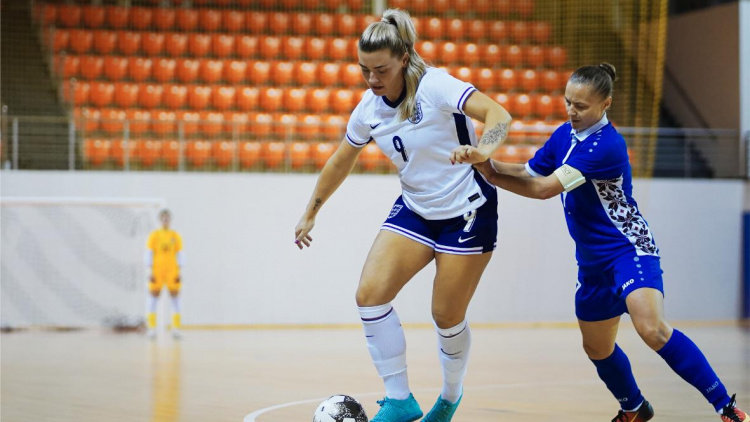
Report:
294,9,511,422
454,63,748,422
145,209,185,339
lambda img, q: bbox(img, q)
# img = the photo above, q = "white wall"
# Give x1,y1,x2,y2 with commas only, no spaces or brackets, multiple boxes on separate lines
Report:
1,171,744,324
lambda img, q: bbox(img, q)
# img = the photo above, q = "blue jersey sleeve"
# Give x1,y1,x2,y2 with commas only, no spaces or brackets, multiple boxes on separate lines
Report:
565,131,629,180
526,141,557,177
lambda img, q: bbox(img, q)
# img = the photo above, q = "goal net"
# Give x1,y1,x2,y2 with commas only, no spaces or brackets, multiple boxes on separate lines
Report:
1,197,165,329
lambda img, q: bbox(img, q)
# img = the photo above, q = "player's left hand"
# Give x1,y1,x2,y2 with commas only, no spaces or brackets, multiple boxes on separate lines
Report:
450,145,489,165
175,276,181,284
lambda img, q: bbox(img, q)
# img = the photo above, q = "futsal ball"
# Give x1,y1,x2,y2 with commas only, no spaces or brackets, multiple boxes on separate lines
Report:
312,394,368,422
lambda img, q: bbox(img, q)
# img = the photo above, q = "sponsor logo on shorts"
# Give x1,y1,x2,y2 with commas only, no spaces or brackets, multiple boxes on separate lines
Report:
621,278,634,291
457,236,476,243
388,204,403,219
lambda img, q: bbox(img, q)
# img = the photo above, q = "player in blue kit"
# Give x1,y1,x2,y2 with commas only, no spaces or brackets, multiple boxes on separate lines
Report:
294,9,512,422
453,62,748,422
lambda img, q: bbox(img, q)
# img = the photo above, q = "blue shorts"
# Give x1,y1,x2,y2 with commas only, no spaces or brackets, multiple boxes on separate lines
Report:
575,254,664,322
381,195,497,255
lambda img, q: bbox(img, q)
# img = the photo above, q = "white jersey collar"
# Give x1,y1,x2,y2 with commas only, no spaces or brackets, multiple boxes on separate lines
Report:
570,113,609,142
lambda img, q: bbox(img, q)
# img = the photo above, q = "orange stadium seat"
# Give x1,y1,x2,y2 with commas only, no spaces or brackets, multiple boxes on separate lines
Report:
188,85,212,110
117,31,141,55
341,63,362,88
164,84,188,109
272,61,295,86
535,94,555,118
235,35,258,58
93,30,117,55
212,34,235,58
69,30,93,54
222,10,245,32
188,33,211,57
331,89,355,114
128,57,152,82
519,69,539,91
453,67,473,85
138,83,163,108
176,9,199,31
103,56,128,81
223,111,250,134
531,22,550,44
526,46,545,68
309,88,331,113
541,70,562,92
315,13,335,36
424,17,443,40
336,14,358,36
165,33,188,57
58,4,81,27
498,68,517,91
410,0,430,13
142,32,165,56
410,17,422,35
111,138,138,166
491,92,510,110
547,46,568,69
259,36,281,60
245,11,267,34
162,140,180,167
199,59,223,83
474,67,495,91
289,142,311,169
153,58,176,83
114,82,139,108
259,88,283,112
360,143,387,171
223,60,247,84
90,82,115,107
504,45,524,68
130,7,153,30
291,12,313,36
199,112,224,137
330,38,350,61
106,6,130,29
58,55,80,79
274,113,298,138
212,140,236,168
37,3,58,27
305,37,327,61
185,140,211,167
52,29,70,53
84,138,110,166
239,141,262,168
514,0,535,18
153,8,176,30
281,36,304,60
137,139,162,167
296,61,318,86
460,43,480,65
284,88,308,112
82,6,105,28
512,93,534,118
359,15,378,31
322,114,345,140
176,59,200,83
417,40,438,63
100,108,126,133
261,141,286,169
237,86,259,111
174,110,199,136
468,20,486,42
248,60,270,85
250,112,272,137
75,107,100,133
152,111,176,136
199,9,222,32
212,86,236,110
125,109,151,135
441,42,458,64
446,19,464,40
510,22,529,44
269,12,290,34
320,62,341,87
312,141,335,169
299,114,322,140
488,21,508,42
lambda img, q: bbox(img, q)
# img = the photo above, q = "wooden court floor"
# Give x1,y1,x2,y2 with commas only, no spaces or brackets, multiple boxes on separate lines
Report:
2,323,748,422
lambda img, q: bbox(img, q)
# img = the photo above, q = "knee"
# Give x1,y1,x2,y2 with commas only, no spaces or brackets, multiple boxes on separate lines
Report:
431,307,464,329
634,319,672,350
355,282,390,307
582,340,614,360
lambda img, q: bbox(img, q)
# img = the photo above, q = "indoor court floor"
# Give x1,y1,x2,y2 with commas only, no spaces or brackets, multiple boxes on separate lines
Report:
2,323,748,422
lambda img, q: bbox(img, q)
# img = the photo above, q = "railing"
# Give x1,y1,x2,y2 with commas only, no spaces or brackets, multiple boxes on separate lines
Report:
0,113,746,178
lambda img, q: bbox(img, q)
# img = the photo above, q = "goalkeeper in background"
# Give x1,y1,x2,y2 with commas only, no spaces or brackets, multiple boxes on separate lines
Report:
145,209,184,339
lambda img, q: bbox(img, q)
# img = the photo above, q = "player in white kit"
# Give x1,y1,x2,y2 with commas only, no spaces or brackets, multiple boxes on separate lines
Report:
294,9,511,422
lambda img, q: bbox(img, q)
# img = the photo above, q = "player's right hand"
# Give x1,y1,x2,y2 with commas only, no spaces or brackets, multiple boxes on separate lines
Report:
294,218,315,250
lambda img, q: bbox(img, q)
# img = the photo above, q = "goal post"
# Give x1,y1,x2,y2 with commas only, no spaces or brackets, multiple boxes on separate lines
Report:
1,197,166,329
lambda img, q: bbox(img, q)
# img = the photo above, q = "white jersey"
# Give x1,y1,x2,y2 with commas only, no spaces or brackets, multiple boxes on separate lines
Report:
346,67,494,220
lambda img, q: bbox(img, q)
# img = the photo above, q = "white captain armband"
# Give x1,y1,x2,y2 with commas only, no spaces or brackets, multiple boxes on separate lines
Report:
553,164,585,192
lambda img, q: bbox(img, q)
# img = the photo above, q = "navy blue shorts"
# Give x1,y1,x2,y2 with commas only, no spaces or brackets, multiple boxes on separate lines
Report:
381,195,497,255
575,254,664,321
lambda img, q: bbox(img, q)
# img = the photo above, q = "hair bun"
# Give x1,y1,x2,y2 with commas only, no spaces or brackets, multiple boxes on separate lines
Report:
598,63,618,82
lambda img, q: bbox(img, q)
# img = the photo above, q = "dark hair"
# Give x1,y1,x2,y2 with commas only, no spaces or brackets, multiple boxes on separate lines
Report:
359,9,427,121
569,62,618,99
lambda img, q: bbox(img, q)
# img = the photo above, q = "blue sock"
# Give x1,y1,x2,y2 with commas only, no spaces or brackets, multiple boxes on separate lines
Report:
591,344,644,411
656,329,730,411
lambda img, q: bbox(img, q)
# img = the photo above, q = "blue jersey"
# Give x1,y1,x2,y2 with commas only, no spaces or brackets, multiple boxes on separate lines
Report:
525,115,659,268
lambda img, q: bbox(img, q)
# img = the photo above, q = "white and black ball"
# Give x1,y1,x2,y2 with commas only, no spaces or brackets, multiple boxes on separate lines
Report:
312,394,368,422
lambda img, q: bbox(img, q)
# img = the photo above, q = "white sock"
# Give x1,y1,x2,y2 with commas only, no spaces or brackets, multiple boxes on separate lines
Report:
436,320,471,403
359,303,410,400
170,296,181,313
147,295,158,313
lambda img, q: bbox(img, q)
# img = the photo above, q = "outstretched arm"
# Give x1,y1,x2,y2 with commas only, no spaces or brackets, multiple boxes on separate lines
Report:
294,140,363,249
455,91,512,164
473,159,570,200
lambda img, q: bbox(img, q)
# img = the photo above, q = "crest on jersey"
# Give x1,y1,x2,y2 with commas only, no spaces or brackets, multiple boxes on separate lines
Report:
388,204,403,219
408,101,423,124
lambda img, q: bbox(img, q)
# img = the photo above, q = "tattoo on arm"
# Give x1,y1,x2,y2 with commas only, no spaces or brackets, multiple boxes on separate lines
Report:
312,198,322,211
479,121,509,147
